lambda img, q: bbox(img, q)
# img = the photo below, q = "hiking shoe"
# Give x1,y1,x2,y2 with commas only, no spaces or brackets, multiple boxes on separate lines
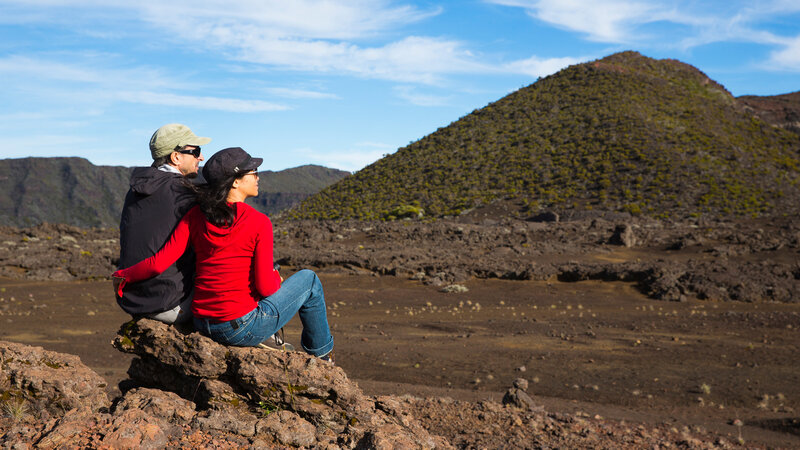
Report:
319,351,334,365
272,332,287,346
257,334,295,352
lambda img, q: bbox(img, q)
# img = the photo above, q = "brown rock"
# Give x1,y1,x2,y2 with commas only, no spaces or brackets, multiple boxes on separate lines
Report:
0,340,109,417
114,319,448,448
191,407,258,437
102,408,173,449
502,388,542,411
194,378,242,410
112,319,227,378
126,356,198,398
114,387,196,425
257,410,316,447
357,423,434,450
610,224,637,247
227,345,362,411
34,406,98,449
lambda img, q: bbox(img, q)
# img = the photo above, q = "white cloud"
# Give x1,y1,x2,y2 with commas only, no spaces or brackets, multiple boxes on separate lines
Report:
488,0,800,80
133,1,474,83
295,143,393,171
203,31,484,83
0,55,173,89
0,1,574,85
137,0,439,40
0,111,52,121
115,91,288,112
393,86,451,107
0,0,437,36
756,0,800,14
0,55,287,112
0,55,118,84
353,141,394,150
489,0,800,57
262,87,339,100
0,1,469,84
504,54,583,78
123,1,480,83
0,134,97,159
488,0,662,43
768,35,800,71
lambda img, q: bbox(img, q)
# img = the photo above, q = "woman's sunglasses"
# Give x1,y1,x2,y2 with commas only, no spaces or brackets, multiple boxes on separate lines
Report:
175,146,202,158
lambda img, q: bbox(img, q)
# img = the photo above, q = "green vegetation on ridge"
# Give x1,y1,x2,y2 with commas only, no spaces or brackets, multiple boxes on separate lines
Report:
289,51,800,220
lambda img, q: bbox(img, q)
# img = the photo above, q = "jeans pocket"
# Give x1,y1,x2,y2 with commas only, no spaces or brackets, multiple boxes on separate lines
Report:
211,325,239,345
210,311,252,344
258,307,278,322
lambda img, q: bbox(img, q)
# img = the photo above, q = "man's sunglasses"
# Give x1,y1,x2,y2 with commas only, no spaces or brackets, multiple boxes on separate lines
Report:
175,146,202,158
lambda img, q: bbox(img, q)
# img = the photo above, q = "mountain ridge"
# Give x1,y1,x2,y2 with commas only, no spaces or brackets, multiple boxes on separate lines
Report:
738,91,800,135
0,157,348,228
289,51,800,221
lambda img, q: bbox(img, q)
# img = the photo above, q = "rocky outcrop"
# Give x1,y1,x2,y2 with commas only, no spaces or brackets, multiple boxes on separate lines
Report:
0,322,446,449
111,319,446,449
0,223,119,281
502,378,543,412
609,223,637,247
272,217,800,303
2,215,800,303
0,337,744,448
0,340,109,419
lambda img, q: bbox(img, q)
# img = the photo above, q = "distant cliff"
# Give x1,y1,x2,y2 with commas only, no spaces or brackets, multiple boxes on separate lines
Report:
738,91,800,135
0,157,348,228
0,157,132,228
246,164,351,216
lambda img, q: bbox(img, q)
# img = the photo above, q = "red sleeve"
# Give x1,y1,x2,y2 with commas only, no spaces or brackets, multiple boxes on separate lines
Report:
253,215,282,298
112,212,192,294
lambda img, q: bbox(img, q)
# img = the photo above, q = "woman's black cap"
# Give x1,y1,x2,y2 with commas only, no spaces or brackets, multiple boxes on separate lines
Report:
202,147,263,185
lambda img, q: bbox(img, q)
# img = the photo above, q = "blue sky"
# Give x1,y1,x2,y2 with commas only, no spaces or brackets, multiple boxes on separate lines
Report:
1,1,799,172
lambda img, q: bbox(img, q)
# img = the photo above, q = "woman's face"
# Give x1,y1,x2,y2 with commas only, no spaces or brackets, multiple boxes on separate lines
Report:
235,170,259,198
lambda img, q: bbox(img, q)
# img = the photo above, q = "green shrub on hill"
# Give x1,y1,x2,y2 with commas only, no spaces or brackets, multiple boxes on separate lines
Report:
288,51,800,220
383,205,424,221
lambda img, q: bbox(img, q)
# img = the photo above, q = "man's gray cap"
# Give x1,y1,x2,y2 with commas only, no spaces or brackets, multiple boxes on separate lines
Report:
149,123,212,160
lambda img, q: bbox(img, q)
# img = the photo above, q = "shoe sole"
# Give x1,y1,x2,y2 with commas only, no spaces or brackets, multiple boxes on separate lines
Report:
257,343,295,352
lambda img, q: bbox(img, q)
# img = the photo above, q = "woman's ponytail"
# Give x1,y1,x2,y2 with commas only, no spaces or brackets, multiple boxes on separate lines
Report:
197,175,238,227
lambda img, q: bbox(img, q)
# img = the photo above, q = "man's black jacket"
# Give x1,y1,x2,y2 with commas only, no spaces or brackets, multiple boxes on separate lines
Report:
117,167,196,316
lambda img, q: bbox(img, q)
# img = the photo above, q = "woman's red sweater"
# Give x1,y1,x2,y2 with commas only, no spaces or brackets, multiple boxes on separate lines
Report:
113,203,281,321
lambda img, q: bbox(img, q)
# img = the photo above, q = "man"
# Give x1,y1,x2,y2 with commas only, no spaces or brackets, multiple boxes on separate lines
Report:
116,123,210,324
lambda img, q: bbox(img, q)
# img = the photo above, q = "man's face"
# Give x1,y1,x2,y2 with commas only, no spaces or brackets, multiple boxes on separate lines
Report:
172,145,204,178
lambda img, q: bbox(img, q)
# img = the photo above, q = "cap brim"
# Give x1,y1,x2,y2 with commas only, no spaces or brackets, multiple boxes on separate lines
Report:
183,136,212,147
245,157,263,171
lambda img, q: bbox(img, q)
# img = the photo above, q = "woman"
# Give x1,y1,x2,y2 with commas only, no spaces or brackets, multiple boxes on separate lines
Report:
113,147,334,360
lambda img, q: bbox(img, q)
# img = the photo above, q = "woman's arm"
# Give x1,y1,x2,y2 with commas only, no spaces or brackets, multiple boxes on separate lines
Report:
112,214,192,296
253,217,282,298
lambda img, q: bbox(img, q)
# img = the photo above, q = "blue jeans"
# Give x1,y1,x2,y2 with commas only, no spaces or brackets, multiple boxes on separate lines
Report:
193,269,334,356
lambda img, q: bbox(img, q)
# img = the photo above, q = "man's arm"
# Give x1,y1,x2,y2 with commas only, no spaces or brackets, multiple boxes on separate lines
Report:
113,213,192,295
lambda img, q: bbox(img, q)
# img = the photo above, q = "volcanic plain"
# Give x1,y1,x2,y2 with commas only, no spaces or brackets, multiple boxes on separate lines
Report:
1,208,799,447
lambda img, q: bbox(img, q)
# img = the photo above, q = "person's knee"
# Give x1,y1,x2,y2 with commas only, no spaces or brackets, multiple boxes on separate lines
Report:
297,268,316,279
297,269,321,287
